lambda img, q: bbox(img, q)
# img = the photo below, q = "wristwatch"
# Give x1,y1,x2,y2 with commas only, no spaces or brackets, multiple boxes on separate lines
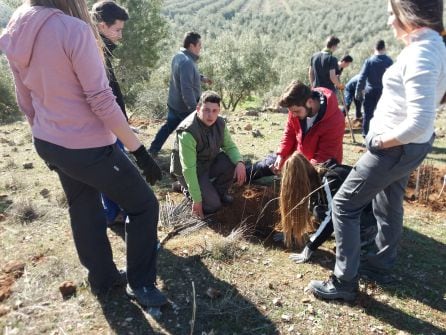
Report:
371,136,384,150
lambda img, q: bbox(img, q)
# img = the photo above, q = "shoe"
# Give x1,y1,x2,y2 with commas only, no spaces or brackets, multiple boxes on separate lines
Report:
220,193,234,204
126,284,168,307
309,274,358,301
359,262,395,284
171,181,183,193
90,269,127,296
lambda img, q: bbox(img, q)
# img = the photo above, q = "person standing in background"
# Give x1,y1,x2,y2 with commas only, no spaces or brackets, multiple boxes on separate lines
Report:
355,40,393,136
344,74,363,120
309,36,345,92
92,0,130,226
149,31,212,157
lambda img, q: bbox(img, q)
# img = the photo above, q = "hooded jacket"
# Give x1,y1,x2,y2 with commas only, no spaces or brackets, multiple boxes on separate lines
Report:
0,5,126,149
277,87,345,165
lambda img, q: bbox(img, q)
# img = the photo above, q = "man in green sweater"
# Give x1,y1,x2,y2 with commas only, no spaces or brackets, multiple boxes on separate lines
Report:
171,91,246,218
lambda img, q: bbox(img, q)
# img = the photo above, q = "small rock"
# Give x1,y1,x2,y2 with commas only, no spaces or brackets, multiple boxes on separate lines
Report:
306,305,316,315
3,261,25,278
268,282,274,290
273,298,282,306
205,287,222,299
0,304,11,316
301,298,311,303
281,314,292,322
22,163,33,169
40,189,50,198
252,129,263,138
245,110,259,117
13,300,23,309
244,124,253,131
0,214,6,222
59,281,77,299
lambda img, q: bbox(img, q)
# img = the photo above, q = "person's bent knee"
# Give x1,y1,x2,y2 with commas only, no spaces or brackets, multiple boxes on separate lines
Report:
203,198,222,214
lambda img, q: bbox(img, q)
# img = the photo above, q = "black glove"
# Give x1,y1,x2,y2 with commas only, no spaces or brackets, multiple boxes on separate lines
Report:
131,145,162,185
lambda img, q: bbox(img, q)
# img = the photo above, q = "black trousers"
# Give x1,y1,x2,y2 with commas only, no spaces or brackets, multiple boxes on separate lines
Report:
34,138,159,291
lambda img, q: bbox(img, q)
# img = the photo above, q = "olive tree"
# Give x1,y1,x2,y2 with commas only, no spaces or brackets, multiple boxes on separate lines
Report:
200,32,278,111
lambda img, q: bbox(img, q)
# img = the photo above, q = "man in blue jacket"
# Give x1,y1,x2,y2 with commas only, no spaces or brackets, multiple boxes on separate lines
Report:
344,74,362,120
149,32,211,157
355,40,393,136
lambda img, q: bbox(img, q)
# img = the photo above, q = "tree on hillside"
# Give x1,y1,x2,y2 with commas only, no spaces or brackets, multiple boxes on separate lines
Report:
201,32,278,111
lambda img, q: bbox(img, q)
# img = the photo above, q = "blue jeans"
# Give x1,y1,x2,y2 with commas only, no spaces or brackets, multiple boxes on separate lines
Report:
101,139,127,224
332,132,434,281
149,107,190,153
344,90,363,119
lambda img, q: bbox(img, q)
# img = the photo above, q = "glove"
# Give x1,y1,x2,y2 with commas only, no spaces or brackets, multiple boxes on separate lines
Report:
131,145,162,186
289,246,313,264
336,83,345,90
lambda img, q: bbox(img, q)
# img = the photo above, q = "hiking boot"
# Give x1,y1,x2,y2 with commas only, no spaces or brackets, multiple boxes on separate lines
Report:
126,284,168,307
220,193,234,204
309,274,358,301
359,262,395,284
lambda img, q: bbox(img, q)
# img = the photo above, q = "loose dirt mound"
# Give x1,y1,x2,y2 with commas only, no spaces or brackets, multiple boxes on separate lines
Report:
212,184,280,237
405,164,446,211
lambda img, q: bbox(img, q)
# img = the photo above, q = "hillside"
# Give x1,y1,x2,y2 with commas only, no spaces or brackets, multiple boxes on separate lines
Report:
1,1,446,334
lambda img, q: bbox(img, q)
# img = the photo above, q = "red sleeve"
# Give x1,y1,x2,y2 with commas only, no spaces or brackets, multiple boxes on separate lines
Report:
277,112,298,160
310,95,345,164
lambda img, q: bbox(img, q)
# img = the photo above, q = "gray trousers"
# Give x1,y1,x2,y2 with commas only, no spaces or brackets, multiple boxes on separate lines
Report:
332,132,434,281
179,152,235,213
34,138,159,291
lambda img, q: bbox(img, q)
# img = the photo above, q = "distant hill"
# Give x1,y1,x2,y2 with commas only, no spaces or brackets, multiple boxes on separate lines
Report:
161,0,397,96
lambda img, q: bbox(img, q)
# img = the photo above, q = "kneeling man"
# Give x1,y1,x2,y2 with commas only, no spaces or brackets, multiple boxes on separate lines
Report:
171,91,246,218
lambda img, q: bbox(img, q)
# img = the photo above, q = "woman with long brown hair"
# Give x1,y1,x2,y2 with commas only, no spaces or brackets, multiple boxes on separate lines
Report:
278,152,376,263
0,0,166,307
309,0,446,302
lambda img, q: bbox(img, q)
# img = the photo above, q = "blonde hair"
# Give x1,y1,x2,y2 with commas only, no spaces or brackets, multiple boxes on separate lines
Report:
278,152,321,248
29,0,104,60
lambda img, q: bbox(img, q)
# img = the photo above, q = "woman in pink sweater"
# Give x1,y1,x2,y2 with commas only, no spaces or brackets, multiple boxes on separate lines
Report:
0,0,167,308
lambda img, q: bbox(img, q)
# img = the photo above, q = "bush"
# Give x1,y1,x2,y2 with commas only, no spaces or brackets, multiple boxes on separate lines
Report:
0,56,20,123
200,32,278,111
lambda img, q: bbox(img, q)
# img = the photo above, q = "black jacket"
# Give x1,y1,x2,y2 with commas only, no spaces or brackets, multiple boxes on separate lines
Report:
102,36,128,121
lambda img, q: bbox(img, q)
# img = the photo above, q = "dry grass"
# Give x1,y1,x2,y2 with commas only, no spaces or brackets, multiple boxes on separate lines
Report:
7,198,41,224
204,225,248,261
0,113,445,335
